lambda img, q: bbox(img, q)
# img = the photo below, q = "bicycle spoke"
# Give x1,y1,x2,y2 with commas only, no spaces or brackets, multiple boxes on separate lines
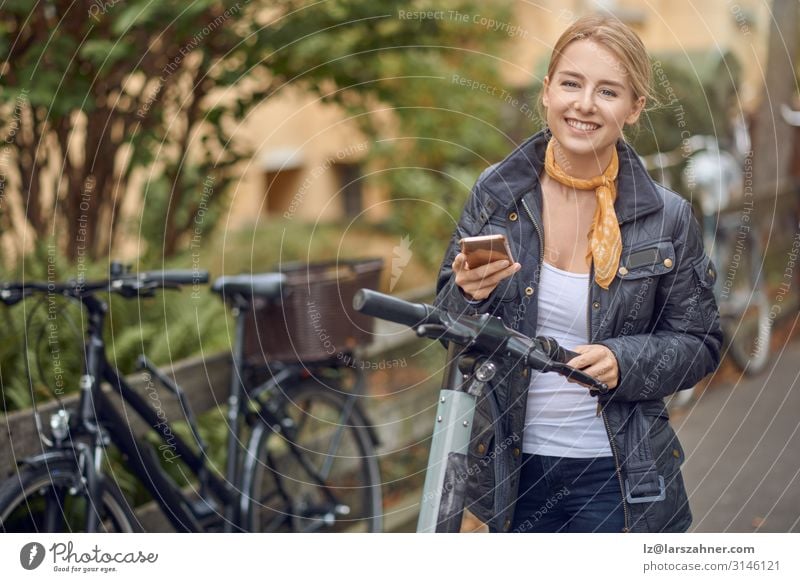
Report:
246,382,382,532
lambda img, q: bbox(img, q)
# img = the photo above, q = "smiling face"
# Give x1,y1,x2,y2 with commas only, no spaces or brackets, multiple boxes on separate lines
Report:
542,39,646,172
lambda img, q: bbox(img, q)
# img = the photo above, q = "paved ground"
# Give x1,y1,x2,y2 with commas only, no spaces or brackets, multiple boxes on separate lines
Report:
674,318,800,532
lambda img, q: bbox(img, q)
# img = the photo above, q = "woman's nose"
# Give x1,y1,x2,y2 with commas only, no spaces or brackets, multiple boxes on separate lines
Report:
574,90,597,113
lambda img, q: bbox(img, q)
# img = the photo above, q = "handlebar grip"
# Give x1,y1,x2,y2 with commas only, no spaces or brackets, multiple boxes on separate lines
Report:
535,336,579,363
353,289,440,328
141,270,209,285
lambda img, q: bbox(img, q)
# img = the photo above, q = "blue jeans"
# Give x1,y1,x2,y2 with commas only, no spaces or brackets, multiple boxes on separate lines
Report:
510,454,625,533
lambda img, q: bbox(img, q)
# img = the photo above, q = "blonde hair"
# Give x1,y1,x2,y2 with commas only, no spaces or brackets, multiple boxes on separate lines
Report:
539,15,654,122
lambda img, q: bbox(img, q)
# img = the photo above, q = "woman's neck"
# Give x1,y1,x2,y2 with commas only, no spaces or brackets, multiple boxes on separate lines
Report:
551,140,615,180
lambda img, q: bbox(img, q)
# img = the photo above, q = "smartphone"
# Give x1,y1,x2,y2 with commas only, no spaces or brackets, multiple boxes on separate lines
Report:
459,234,515,269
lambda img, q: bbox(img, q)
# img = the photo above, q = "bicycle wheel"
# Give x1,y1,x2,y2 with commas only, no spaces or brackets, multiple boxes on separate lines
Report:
721,228,771,375
244,381,383,532
0,460,140,532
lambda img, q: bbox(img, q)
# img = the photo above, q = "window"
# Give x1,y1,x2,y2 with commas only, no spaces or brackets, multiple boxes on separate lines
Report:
337,163,363,219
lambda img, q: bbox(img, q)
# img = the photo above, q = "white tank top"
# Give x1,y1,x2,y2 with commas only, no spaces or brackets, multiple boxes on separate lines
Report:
522,262,612,458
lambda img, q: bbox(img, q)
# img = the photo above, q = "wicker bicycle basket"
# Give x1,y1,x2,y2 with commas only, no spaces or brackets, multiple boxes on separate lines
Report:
243,258,383,363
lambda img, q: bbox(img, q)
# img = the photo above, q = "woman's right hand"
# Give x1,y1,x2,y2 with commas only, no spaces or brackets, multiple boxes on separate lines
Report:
453,253,521,301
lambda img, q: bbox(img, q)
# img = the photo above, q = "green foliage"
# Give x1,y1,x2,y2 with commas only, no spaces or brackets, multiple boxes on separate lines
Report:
632,51,742,155
0,218,383,413
0,0,519,264
0,0,516,406
0,241,229,413
350,2,526,269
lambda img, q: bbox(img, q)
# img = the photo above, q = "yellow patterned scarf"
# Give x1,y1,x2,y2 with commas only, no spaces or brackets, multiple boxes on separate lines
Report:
544,139,621,290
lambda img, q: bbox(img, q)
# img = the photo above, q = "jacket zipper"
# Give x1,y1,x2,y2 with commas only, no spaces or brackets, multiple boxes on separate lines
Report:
509,197,544,531
600,397,630,530
521,199,544,264
525,195,630,532
486,388,508,523
588,260,631,532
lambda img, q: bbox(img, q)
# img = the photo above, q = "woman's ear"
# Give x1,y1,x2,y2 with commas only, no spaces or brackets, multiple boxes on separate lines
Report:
625,95,646,125
542,75,551,108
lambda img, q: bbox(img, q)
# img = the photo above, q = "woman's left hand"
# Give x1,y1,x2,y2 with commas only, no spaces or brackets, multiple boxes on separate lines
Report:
565,344,619,390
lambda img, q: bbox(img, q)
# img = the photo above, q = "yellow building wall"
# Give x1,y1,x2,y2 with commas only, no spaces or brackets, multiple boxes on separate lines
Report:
229,0,772,230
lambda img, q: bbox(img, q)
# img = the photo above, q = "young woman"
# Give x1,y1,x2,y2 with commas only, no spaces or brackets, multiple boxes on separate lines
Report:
435,15,723,532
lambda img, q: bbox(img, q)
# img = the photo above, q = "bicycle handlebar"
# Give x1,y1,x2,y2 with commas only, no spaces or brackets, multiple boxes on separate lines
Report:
353,287,441,328
139,270,209,286
0,269,209,305
353,289,609,394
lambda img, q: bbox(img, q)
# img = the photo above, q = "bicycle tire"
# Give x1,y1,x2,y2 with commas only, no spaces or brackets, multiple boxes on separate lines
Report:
721,229,771,375
0,460,140,533
244,381,383,533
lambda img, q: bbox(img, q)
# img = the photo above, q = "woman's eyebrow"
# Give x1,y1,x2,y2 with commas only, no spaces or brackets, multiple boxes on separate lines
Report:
558,70,625,88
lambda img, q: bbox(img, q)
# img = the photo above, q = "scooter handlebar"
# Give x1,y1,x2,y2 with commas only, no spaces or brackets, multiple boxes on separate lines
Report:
353,288,441,328
353,289,608,393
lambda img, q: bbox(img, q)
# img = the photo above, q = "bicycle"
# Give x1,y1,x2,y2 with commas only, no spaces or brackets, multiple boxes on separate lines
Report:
352,289,608,532
0,263,382,532
640,134,771,407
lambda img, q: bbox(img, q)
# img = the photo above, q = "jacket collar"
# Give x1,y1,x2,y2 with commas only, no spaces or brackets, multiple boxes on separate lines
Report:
479,129,664,224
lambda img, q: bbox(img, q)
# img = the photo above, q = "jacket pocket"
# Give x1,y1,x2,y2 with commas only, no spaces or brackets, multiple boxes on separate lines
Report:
642,403,685,469
617,240,676,281
640,408,690,532
612,240,675,328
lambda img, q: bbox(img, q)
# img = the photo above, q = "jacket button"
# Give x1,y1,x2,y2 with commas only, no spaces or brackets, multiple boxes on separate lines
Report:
524,286,534,296
618,266,628,276
707,267,715,279
672,448,681,458
508,212,518,221
504,519,511,531
663,258,673,268
513,447,521,457
477,443,487,454
592,301,600,309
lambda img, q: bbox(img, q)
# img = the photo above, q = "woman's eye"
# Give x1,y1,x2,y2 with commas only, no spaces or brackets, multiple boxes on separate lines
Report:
561,80,579,88
600,88,618,98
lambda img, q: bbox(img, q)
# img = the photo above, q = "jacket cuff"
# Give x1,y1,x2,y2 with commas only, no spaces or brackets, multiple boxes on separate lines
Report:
595,336,646,401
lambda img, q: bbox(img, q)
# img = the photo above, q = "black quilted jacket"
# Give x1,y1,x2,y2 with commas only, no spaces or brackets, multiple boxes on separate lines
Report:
434,129,723,532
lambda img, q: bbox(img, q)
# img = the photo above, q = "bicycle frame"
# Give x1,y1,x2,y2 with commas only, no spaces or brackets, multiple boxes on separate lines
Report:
72,292,373,533
3,267,383,533
73,294,240,532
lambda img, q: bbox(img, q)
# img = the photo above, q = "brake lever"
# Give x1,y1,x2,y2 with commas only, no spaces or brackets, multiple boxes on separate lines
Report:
110,279,158,299
548,362,609,395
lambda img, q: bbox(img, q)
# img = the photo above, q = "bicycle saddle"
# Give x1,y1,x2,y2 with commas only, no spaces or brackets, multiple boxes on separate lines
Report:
211,273,286,299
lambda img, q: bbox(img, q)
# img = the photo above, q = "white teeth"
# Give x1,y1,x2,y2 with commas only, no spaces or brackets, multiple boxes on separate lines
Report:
566,119,599,131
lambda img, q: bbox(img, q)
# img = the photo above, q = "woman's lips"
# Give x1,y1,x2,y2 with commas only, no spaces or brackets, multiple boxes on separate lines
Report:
565,118,601,131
